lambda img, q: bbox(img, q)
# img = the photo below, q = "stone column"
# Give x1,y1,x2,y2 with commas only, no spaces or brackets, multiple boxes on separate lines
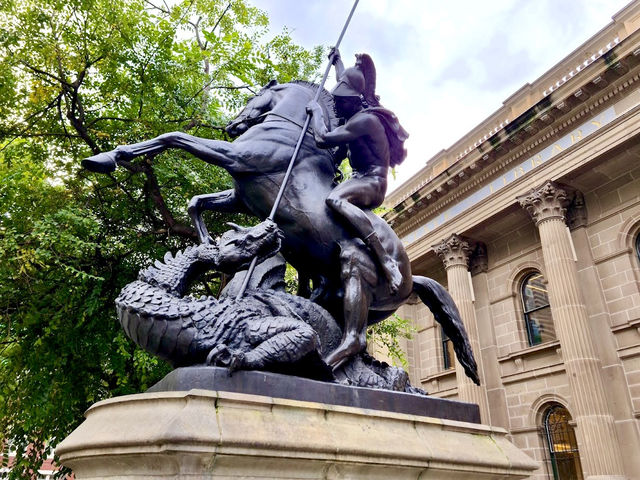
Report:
470,244,510,430
517,180,625,480
433,234,490,423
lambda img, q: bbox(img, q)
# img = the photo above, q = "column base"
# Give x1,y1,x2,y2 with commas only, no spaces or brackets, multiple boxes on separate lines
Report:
57,389,538,479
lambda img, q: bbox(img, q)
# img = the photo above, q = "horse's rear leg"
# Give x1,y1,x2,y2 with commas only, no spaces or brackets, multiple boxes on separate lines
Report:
188,189,248,244
324,247,374,369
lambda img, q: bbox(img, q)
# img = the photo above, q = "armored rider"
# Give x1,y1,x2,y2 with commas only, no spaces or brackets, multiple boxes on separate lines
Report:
306,48,409,294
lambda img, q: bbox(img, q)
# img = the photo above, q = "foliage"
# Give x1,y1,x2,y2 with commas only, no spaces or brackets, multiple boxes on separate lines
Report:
0,1,322,477
367,314,415,368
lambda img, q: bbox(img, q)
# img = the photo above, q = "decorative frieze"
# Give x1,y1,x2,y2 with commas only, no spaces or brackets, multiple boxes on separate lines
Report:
516,180,569,225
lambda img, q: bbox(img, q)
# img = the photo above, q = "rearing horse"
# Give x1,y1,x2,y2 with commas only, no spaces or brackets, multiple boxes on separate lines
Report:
83,80,479,381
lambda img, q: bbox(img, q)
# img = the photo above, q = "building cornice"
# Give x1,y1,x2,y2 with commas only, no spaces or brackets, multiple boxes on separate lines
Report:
402,103,640,260
392,67,640,238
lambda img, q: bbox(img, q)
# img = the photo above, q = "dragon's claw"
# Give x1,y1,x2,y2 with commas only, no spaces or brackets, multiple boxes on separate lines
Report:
206,345,246,374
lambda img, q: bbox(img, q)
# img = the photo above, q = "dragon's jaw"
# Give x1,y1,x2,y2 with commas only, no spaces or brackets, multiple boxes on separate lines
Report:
216,221,283,274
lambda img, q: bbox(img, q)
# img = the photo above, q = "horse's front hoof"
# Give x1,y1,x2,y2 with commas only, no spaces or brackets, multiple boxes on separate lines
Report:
81,151,118,173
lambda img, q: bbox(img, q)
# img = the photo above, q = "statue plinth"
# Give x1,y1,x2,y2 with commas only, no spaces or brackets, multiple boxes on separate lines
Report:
147,366,479,422
57,376,538,479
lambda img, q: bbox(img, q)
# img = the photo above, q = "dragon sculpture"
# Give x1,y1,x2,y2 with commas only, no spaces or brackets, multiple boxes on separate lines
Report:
116,220,423,393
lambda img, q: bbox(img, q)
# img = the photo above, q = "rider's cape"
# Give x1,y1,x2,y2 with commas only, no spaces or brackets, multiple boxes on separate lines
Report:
366,107,409,168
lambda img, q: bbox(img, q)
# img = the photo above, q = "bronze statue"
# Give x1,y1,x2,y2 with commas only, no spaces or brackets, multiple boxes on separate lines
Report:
83,74,479,384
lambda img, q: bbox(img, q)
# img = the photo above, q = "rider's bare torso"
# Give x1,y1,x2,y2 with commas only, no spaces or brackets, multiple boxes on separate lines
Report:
314,105,390,208
346,113,389,174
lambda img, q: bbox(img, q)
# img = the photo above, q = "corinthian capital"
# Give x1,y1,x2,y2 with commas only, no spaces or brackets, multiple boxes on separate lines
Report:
517,180,569,225
433,234,471,269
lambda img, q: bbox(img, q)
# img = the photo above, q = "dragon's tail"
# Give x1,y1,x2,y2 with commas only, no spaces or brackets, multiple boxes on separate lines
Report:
412,275,480,385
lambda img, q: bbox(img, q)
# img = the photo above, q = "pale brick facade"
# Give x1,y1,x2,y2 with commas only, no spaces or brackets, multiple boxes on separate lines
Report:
382,3,640,479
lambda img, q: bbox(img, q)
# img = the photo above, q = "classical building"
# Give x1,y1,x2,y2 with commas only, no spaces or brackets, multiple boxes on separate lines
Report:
383,3,640,479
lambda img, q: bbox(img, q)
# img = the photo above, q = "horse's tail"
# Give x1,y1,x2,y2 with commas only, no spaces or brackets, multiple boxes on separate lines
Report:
412,275,480,385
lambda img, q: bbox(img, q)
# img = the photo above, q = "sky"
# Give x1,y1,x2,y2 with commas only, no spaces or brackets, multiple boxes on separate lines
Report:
250,0,633,192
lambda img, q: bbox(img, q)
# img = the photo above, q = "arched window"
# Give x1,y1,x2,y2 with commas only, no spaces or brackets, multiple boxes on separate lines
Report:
636,233,640,264
521,272,555,346
543,404,583,480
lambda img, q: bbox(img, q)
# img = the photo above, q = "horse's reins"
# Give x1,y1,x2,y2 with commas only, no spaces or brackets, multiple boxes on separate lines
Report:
254,110,309,132
258,110,343,174
251,110,320,135
229,109,312,136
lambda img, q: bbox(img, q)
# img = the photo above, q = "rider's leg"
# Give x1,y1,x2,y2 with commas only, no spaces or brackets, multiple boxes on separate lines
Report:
326,182,403,294
188,189,249,244
325,244,374,369
362,230,402,295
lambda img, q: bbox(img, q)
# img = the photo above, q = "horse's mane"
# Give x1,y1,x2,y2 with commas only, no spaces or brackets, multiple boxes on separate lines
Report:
279,80,340,131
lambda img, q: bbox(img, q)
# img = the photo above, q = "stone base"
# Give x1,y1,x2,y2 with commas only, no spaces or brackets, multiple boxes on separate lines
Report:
148,366,480,423
57,389,538,479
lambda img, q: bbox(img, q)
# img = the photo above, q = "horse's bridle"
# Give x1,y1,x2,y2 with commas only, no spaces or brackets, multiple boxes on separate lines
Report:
229,108,312,136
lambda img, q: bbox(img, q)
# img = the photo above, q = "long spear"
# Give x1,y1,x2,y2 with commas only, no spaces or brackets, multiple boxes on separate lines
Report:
235,0,360,300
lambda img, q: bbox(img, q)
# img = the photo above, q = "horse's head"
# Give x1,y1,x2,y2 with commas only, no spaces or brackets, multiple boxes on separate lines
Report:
216,220,283,274
226,80,278,137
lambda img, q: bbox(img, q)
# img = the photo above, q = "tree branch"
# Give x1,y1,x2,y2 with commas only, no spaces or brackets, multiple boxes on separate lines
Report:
189,16,204,50
143,0,170,15
0,94,63,153
212,2,233,37
182,83,254,110
140,159,197,240
65,104,100,155
19,61,71,87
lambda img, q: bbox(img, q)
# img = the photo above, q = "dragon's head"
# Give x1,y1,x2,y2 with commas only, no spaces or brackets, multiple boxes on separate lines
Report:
216,220,283,274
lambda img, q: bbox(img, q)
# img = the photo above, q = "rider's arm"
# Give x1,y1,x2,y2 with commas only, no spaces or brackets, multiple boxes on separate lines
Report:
312,113,375,148
329,47,345,81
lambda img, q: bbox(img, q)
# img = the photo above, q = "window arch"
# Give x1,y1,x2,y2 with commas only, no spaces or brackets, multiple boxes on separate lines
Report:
542,404,583,480
521,271,555,346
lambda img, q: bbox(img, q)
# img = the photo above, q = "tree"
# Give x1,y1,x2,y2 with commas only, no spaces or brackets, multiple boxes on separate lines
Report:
0,0,322,477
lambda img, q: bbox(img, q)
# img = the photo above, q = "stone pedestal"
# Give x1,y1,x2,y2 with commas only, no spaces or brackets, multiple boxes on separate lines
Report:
57,387,538,479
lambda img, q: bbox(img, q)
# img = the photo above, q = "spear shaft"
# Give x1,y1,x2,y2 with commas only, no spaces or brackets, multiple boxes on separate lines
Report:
236,0,360,300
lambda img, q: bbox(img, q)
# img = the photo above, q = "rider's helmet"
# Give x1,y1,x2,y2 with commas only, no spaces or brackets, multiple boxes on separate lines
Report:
331,66,365,99
331,54,380,108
